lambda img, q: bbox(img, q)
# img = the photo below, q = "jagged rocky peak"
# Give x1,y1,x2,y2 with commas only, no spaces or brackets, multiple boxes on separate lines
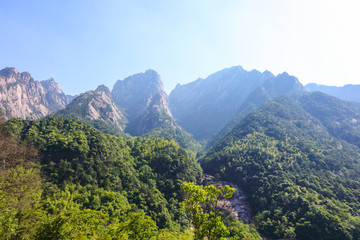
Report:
0,67,19,77
95,84,111,95
56,85,127,134
0,67,32,84
41,78,63,94
261,71,304,96
0,67,69,120
112,69,164,107
112,70,177,136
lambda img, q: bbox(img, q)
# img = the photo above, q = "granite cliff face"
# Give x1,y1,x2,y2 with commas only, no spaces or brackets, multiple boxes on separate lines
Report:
56,85,127,135
41,78,74,111
112,70,178,136
0,67,70,120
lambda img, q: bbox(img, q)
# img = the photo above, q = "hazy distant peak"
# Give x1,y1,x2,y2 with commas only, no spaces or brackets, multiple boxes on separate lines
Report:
207,66,246,79
41,78,58,86
275,72,302,86
40,78,64,95
262,70,274,76
276,71,290,77
144,69,159,75
124,69,161,82
305,83,319,88
228,65,244,71
305,82,360,103
95,84,111,94
113,70,166,101
42,77,55,83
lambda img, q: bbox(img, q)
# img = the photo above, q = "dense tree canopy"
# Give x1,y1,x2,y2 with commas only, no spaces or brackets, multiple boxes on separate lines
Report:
0,116,261,239
202,96,360,240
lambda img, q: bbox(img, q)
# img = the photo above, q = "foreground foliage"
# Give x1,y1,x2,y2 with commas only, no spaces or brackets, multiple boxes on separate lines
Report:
181,182,235,240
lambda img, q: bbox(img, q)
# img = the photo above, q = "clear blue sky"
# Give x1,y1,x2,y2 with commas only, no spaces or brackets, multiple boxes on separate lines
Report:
1,0,360,95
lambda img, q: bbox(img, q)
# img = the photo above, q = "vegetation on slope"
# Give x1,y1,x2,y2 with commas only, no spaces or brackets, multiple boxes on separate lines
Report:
299,91,360,148
0,116,258,239
202,96,360,240
144,127,203,153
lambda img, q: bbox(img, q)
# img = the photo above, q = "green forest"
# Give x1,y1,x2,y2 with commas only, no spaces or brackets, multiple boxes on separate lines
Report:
202,96,360,240
0,117,258,239
2,93,360,240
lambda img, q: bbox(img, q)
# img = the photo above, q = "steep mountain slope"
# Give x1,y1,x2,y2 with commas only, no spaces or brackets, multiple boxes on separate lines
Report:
55,85,128,136
169,66,303,140
1,116,202,229
169,66,268,140
202,96,360,240
112,70,177,136
211,72,304,145
305,83,360,103
0,67,70,120
299,92,360,148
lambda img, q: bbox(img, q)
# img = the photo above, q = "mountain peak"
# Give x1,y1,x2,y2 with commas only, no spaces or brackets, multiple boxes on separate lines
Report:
112,70,177,136
0,67,19,77
0,68,69,120
276,71,290,77
41,78,62,93
0,67,32,83
144,69,159,75
95,85,111,95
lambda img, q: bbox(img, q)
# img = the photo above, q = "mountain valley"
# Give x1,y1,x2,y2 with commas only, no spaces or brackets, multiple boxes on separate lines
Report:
1,65,360,240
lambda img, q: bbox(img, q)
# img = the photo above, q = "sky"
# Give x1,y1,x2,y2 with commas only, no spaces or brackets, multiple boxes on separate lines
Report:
0,0,360,95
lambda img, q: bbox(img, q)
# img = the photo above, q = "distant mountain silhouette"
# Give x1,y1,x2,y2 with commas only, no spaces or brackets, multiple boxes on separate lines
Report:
169,66,304,142
305,83,360,103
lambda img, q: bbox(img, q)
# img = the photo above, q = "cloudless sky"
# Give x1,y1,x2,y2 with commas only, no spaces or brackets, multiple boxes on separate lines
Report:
1,0,359,95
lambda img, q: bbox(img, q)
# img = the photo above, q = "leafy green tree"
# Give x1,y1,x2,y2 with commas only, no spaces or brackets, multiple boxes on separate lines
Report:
0,166,43,239
180,182,235,240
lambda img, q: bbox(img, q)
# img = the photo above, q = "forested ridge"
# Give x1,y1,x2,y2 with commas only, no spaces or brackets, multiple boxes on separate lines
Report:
0,116,258,239
2,67,360,240
202,96,360,240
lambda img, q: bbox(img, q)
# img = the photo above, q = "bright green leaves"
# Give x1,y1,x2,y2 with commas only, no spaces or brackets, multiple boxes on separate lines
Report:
0,166,43,239
180,182,235,240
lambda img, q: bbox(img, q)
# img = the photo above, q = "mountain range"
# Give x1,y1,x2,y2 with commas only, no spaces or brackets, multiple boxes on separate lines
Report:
1,66,359,150
1,65,360,239
169,66,304,141
0,67,72,120
305,83,360,103
202,93,360,239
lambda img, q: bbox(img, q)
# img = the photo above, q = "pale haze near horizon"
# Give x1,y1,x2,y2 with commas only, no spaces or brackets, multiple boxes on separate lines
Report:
0,0,359,95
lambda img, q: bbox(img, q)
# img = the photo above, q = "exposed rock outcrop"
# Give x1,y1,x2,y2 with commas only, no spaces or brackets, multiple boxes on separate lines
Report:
0,67,70,120
56,85,127,135
169,66,272,140
202,174,253,222
112,70,178,136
